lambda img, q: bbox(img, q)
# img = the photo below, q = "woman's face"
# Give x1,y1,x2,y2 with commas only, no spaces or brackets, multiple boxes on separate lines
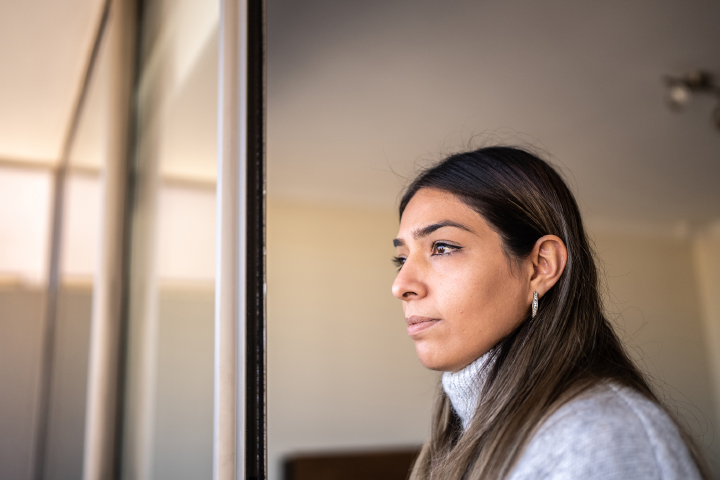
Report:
392,188,532,372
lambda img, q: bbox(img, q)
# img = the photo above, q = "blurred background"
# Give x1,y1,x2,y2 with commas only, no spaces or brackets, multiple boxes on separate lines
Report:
1,0,719,479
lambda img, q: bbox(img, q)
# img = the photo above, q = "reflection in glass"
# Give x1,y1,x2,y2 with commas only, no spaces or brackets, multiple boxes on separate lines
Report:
0,165,53,478
40,28,111,478
0,9,110,478
120,1,219,479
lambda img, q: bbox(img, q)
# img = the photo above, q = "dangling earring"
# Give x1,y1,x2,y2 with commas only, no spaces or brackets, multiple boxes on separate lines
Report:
532,291,539,318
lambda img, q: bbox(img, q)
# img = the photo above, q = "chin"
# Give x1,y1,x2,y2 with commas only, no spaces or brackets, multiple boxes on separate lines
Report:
415,340,493,373
414,343,456,372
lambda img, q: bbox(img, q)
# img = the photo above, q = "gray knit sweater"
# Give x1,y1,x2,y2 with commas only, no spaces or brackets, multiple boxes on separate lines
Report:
442,353,702,479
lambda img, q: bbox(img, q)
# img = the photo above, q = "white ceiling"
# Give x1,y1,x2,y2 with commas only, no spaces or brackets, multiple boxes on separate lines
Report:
266,0,720,227
0,0,105,164
1,0,719,228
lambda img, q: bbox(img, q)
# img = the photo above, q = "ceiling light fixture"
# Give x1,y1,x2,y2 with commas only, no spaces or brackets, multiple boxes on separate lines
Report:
665,70,720,131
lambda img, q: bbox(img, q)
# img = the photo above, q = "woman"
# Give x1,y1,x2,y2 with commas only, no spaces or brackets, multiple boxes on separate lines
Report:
391,147,709,479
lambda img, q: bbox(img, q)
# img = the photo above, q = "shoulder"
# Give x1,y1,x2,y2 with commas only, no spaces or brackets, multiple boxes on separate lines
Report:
507,383,701,480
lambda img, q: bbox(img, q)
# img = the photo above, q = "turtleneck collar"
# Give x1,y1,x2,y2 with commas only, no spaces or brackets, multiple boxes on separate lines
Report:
441,350,495,430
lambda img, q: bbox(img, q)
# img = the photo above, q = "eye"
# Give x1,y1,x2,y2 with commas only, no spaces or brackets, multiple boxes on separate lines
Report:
431,242,461,256
392,256,406,270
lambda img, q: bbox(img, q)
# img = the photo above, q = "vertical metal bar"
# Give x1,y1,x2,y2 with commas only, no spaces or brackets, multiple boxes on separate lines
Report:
32,2,112,479
245,0,266,478
116,1,167,477
215,1,248,479
82,0,137,478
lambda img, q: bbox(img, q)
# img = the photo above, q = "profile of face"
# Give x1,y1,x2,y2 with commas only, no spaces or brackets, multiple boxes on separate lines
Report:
392,188,567,372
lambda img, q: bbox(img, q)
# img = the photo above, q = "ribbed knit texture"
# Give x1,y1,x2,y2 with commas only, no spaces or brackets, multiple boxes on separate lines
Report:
441,350,494,429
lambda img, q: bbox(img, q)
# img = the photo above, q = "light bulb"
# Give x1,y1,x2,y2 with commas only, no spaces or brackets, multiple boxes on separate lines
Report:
667,83,692,110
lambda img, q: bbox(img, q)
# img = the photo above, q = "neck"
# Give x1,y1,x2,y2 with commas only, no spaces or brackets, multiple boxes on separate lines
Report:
441,350,495,430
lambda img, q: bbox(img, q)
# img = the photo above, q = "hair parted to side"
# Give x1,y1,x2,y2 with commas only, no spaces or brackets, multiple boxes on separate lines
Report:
400,146,709,480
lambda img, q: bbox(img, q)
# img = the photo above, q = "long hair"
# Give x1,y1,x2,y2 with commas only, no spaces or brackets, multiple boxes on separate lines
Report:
400,146,709,480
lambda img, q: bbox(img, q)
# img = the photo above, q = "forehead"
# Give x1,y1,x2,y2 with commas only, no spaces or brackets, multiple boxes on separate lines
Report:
397,189,484,234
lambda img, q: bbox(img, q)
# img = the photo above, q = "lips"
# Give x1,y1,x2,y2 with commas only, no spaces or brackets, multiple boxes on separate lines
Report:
405,315,441,335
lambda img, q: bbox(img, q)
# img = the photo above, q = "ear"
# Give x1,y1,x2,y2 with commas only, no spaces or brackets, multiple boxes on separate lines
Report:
528,235,567,299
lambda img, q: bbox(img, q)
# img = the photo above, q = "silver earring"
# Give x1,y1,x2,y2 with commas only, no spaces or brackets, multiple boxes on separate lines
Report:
532,291,539,318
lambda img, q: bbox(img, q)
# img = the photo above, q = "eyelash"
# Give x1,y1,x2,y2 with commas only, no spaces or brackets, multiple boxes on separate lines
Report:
431,242,461,256
392,242,462,270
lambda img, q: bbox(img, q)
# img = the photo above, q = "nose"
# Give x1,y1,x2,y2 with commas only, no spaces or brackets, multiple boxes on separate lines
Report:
392,257,427,300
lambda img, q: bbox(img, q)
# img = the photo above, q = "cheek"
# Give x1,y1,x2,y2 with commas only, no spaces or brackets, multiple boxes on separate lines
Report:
441,261,525,328
441,286,476,319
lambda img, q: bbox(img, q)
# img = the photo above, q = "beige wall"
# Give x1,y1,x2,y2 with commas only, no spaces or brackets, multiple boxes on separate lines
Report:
0,288,45,480
152,287,214,480
267,201,440,480
694,231,720,442
592,231,719,465
0,286,92,480
0,285,215,480
267,200,720,479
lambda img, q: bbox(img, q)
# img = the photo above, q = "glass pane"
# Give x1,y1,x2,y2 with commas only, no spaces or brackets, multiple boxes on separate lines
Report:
41,30,110,477
0,165,52,479
0,5,109,478
120,1,219,479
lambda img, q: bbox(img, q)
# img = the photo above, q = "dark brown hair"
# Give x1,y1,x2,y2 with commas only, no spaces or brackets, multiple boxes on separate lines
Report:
400,146,709,480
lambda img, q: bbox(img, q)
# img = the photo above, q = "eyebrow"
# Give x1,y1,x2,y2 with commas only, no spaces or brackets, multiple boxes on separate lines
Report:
393,220,474,247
